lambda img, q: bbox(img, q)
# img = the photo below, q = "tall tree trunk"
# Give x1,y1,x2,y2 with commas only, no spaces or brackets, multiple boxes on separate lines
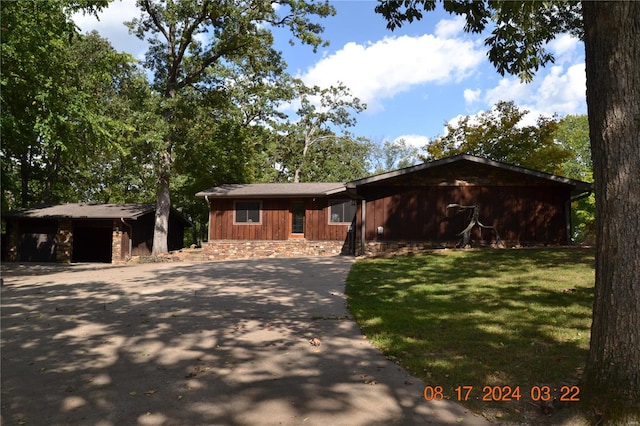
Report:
152,148,171,255
582,2,640,423
20,152,29,207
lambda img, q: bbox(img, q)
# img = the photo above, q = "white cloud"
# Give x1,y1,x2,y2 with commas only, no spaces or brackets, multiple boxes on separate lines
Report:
548,33,581,62
484,77,533,106
394,134,430,149
463,88,481,104
72,0,147,60
299,31,485,112
479,62,586,118
434,16,466,38
535,63,586,115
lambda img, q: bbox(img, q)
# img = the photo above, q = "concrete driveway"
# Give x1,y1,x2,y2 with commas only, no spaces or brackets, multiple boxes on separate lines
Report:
1,257,487,425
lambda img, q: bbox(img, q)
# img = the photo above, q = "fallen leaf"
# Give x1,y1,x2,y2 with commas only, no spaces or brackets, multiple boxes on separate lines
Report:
404,380,413,385
145,389,157,396
129,391,137,396
308,337,322,347
177,395,184,401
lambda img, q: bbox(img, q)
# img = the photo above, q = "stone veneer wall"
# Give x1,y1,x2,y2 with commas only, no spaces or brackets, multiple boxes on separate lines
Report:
202,240,347,260
112,221,123,263
6,223,19,262
55,220,73,263
360,240,509,256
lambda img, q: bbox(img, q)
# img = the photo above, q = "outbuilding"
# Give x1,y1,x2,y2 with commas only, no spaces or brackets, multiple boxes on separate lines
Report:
2,203,191,263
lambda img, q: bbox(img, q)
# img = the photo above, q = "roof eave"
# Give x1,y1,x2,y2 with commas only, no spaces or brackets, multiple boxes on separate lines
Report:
347,154,592,189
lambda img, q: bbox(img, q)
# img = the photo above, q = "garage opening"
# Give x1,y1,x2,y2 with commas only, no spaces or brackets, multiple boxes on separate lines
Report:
18,220,57,262
72,226,112,263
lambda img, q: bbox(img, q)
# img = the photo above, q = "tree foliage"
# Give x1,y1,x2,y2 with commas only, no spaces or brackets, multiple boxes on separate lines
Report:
424,101,572,174
556,114,591,181
272,82,367,182
0,0,143,210
375,0,582,82
369,138,421,174
555,115,594,244
126,0,336,253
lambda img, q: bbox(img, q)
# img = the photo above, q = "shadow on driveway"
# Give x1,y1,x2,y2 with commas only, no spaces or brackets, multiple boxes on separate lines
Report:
1,257,486,425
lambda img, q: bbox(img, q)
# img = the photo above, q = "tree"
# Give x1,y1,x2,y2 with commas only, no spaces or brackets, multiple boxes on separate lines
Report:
0,0,135,210
127,0,335,254
273,82,366,182
555,115,595,243
375,1,639,422
299,135,373,182
556,114,592,180
424,101,572,174
369,138,421,174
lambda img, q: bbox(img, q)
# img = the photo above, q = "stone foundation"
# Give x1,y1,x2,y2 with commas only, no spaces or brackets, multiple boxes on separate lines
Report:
201,240,348,260
360,241,450,257
360,240,536,257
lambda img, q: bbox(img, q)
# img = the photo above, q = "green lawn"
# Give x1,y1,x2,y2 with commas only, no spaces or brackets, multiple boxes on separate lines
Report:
346,248,595,423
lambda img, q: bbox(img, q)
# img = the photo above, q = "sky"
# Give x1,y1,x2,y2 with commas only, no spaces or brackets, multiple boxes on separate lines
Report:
73,0,588,149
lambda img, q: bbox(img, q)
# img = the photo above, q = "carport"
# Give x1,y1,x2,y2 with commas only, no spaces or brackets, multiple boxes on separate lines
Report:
2,203,191,263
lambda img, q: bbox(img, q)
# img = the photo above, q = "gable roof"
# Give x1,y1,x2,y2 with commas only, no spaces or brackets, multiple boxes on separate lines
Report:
4,203,192,226
196,183,346,198
346,154,593,194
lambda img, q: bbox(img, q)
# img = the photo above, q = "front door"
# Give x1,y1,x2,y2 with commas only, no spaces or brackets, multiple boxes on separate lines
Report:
290,201,305,238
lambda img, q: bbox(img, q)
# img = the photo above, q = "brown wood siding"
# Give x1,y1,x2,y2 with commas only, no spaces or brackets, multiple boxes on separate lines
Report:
208,197,351,241
357,185,570,245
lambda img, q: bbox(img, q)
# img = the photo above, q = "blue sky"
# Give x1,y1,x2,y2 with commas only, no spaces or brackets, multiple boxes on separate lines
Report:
73,0,587,149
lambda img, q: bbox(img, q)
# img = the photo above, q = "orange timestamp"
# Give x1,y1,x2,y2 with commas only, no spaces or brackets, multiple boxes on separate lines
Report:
423,385,581,402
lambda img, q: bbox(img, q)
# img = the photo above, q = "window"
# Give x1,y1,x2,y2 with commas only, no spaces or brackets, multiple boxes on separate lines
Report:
235,201,261,224
329,200,356,224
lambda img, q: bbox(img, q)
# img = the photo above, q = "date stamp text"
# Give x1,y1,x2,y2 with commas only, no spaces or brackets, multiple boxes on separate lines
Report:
423,385,581,402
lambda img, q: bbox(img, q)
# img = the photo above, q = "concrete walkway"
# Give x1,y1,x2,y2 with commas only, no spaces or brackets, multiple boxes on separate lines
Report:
1,258,487,425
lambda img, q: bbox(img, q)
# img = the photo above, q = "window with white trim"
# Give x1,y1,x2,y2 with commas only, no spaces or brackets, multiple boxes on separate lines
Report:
329,200,356,224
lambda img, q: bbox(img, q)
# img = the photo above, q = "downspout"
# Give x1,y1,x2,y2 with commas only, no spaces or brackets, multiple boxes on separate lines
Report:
361,199,366,256
120,218,132,260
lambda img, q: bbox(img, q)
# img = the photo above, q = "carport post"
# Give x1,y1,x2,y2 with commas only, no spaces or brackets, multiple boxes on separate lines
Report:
55,220,72,263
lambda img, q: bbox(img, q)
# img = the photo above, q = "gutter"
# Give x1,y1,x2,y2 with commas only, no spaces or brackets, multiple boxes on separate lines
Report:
205,195,211,243
571,190,592,202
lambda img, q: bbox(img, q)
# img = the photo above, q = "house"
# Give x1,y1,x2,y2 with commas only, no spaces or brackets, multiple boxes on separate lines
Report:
197,155,592,258
347,154,593,254
195,183,357,258
2,203,192,263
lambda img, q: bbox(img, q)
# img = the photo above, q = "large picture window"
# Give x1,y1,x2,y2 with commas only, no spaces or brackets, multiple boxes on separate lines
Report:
329,200,356,224
235,201,261,224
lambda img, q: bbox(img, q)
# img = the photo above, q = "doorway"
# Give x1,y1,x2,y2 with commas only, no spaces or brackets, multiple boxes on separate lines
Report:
290,202,305,238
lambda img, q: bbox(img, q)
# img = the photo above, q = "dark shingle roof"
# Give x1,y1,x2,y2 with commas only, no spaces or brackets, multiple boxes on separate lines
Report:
346,154,593,193
3,203,188,223
196,183,346,198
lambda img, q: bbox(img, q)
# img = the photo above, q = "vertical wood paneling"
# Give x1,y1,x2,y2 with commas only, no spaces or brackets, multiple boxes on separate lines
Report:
355,185,569,244
208,197,349,241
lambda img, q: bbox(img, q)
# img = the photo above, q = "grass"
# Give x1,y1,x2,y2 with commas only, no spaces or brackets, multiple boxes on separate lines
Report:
345,248,595,423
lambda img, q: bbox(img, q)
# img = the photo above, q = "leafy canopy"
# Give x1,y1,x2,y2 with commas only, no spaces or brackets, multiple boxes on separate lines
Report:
375,0,583,82
425,101,572,174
